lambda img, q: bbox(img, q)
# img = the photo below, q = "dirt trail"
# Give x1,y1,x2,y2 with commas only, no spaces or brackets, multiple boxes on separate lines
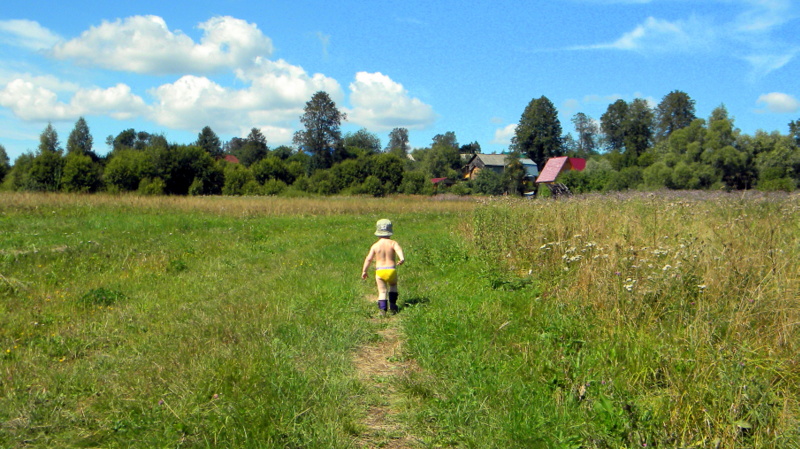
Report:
352,313,420,448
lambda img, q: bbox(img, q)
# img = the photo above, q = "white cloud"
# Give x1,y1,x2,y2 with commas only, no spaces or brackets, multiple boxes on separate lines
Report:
491,124,517,145
756,92,800,113
735,0,794,32
51,15,273,75
0,78,146,121
572,1,798,77
0,19,61,50
578,16,716,53
0,72,79,93
346,72,436,131
149,59,344,139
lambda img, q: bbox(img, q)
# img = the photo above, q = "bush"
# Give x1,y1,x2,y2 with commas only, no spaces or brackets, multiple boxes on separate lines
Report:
222,163,255,195
758,177,796,192
472,169,504,195
138,177,165,195
61,153,102,193
357,175,385,197
450,181,471,196
263,178,287,195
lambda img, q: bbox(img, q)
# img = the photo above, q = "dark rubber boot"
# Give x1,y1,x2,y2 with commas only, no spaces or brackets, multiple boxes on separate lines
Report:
388,292,399,314
378,300,388,316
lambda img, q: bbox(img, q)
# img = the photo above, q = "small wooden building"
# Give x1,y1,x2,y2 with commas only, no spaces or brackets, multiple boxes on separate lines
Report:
464,153,539,181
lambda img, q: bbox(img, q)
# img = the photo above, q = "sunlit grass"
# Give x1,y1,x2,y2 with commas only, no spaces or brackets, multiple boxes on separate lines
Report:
401,190,799,447
2,191,797,447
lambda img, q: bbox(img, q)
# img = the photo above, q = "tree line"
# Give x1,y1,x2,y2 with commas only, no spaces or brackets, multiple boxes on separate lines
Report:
1,90,798,196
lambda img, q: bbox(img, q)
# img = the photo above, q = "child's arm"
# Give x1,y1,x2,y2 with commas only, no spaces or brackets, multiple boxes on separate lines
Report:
361,246,375,279
394,241,405,265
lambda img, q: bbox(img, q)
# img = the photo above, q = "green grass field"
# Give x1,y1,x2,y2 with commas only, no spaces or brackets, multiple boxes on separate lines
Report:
1,192,798,448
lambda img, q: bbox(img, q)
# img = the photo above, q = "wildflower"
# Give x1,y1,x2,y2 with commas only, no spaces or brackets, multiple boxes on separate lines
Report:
158,399,165,405
662,264,672,271
697,284,707,291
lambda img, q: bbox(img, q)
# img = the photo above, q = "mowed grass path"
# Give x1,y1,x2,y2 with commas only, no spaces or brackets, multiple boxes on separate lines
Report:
0,193,473,448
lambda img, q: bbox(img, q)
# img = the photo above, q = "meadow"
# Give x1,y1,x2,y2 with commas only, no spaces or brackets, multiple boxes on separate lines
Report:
0,191,797,448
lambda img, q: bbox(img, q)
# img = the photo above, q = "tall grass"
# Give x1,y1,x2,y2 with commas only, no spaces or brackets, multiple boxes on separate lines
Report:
3,191,797,447
0,192,473,447
401,191,799,447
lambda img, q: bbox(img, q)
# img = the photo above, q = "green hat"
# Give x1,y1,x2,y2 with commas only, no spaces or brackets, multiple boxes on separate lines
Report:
375,219,393,237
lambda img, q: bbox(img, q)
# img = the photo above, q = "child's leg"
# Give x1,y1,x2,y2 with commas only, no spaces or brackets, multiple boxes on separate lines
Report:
375,276,388,314
388,283,399,313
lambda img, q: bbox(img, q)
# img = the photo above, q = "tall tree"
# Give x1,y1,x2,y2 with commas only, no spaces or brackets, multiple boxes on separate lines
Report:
293,91,346,171
511,96,563,169
571,112,599,157
623,98,655,166
601,99,628,152
790,119,800,147
66,117,96,159
460,141,481,154
432,131,459,150
344,128,381,154
655,90,696,141
28,123,64,191
195,126,223,159
0,144,9,182
38,122,62,154
385,127,410,156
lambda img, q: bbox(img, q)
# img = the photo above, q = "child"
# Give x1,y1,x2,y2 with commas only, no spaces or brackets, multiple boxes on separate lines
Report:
362,219,405,315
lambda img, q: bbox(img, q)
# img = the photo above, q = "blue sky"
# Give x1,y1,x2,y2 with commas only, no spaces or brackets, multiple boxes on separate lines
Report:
1,0,798,161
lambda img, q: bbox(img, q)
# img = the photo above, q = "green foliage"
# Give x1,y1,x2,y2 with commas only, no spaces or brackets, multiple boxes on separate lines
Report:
399,170,427,194
655,90,696,141
511,96,563,168
103,149,156,192
343,128,381,154
221,163,255,195
385,127,410,155
61,153,102,193
357,175,385,197
0,144,9,183
472,168,504,195
138,177,166,195
293,91,346,171
194,126,223,159
262,178,288,195
449,181,471,196
27,150,64,192
251,156,293,185
306,169,339,195
66,117,96,160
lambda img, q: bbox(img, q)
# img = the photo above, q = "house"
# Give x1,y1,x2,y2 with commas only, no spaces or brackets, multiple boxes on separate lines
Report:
223,154,240,164
534,156,586,197
464,153,539,181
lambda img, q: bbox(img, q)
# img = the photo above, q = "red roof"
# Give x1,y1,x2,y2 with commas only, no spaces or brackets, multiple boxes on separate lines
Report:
431,177,449,184
223,155,240,164
535,157,586,183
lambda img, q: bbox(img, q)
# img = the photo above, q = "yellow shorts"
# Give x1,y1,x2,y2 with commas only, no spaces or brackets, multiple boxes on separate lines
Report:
375,268,397,285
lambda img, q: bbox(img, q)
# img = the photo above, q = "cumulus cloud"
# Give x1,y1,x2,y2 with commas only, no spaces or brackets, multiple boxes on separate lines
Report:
149,58,343,139
51,15,273,75
491,124,517,145
0,19,61,50
756,92,800,113
346,72,436,131
0,78,146,121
